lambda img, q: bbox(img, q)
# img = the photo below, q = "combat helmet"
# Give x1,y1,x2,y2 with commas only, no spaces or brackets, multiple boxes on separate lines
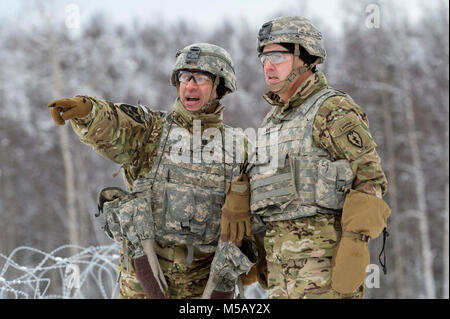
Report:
171,43,236,112
257,16,326,93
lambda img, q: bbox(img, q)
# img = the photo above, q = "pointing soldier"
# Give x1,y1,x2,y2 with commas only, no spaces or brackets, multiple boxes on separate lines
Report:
244,16,391,298
48,43,254,299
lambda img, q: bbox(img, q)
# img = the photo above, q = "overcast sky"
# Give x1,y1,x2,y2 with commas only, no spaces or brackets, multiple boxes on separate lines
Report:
0,0,441,35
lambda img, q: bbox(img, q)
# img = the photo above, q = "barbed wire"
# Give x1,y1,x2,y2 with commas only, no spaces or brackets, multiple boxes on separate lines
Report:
0,243,269,299
0,244,120,299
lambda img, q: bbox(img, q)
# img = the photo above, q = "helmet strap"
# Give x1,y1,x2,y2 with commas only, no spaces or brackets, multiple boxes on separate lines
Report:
200,75,220,113
268,44,319,95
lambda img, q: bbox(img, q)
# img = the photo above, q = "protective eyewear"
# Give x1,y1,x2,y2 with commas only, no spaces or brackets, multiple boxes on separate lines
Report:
178,71,213,85
258,51,292,66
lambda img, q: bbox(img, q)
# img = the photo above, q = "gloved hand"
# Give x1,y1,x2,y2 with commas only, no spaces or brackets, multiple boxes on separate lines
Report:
220,172,252,246
331,190,391,294
47,96,92,125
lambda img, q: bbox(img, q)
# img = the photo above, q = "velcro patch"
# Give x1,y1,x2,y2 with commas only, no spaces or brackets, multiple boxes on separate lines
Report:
119,104,144,124
231,183,249,193
329,112,377,159
347,130,363,148
329,112,360,137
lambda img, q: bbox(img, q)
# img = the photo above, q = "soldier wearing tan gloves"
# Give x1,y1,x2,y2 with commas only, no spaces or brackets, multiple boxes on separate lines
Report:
219,16,391,299
48,43,255,299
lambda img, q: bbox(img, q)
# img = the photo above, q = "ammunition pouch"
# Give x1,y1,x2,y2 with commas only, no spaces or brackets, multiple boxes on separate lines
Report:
98,187,155,258
209,239,256,292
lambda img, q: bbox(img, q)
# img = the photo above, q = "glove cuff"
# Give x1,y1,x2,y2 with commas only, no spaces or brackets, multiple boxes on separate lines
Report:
342,189,391,239
342,231,370,243
221,207,251,220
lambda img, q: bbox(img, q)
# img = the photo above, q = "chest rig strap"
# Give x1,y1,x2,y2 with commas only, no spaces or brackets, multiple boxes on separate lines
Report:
141,113,228,265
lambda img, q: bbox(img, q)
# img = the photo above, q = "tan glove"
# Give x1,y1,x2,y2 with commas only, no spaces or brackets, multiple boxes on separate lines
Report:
331,189,391,294
220,172,252,246
240,264,258,286
48,96,92,125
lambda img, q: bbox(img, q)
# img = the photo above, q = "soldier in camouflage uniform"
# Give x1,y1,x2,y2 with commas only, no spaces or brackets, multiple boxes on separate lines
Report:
47,43,254,299
247,16,391,299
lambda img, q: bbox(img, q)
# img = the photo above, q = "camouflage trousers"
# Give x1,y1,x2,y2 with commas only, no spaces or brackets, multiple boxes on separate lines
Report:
117,242,213,299
263,213,364,299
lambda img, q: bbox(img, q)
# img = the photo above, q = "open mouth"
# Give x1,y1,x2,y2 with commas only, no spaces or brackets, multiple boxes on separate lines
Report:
184,96,202,109
267,75,279,84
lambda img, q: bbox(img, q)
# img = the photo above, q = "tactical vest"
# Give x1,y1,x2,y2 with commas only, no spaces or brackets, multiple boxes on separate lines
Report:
131,113,239,255
248,88,355,222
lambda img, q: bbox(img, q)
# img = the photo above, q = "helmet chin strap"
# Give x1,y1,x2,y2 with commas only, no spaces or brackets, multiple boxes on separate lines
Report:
268,44,320,95
200,75,220,113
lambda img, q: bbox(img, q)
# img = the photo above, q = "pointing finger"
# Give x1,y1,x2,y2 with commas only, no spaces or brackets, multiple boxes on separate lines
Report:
50,107,66,125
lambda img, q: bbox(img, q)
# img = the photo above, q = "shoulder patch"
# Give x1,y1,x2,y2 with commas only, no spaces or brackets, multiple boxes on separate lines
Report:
329,112,360,137
119,104,144,124
328,111,377,159
346,130,363,148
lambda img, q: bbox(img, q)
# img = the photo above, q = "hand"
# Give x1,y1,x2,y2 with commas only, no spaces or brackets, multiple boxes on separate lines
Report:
220,213,251,246
331,190,391,294
48,96,92,125
220,173,252,246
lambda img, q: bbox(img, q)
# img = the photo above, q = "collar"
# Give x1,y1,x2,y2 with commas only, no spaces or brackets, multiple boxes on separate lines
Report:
172,97,224,132
263,71,328,113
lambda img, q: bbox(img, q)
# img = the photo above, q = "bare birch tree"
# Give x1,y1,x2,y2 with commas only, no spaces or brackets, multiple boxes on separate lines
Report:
38,3,80,252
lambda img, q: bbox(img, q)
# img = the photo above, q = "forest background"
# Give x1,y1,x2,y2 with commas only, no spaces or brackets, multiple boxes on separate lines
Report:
0,0,448,299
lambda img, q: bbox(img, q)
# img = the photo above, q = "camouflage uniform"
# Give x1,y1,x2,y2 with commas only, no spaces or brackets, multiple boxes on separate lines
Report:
71,43,250,299
249,17,388,299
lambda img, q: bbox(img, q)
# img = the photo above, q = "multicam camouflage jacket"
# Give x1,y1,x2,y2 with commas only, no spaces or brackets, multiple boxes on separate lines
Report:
71,97,252,297
248,71,388,222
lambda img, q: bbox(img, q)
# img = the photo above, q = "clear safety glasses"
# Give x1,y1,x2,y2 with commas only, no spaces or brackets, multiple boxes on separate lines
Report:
178,71,213,85
258,51,292,66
